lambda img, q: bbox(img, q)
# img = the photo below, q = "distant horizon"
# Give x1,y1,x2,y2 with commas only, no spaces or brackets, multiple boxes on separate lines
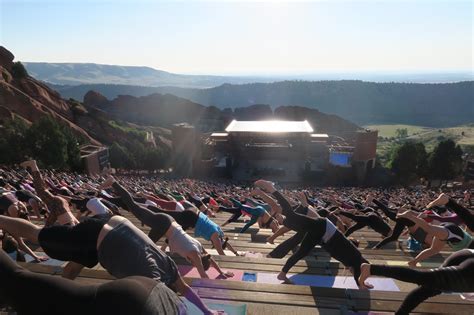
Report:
22,60,473,77
22,61,473,83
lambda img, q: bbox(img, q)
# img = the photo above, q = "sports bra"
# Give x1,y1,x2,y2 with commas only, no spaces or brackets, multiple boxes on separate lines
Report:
441,223,473,250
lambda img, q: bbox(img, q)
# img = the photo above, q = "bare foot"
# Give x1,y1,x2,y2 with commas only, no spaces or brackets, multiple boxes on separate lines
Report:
427,193,450,208
100,175,116,190
20,160,36,169
358,263,373,289
277,272,294,284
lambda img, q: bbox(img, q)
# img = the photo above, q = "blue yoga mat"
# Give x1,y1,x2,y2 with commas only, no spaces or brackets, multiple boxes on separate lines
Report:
256,273,400,291
242,272,257,282
25,253,66,267
184,299,247,315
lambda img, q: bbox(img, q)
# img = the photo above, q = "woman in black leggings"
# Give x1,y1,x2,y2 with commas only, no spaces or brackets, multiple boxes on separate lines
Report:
337,209,391,237
0,214,222,315
0,249,185,315
358,249,474,314
102,176,234,279
255,180,370,286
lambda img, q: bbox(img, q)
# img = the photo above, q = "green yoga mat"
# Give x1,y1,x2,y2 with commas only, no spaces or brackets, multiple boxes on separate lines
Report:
184,299,247,315
386,260,441,268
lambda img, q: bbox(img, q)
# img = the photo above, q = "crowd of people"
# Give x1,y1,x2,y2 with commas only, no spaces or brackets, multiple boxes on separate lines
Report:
0,161,473,315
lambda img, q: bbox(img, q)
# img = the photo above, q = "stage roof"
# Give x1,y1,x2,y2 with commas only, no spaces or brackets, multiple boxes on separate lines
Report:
225,120,314,133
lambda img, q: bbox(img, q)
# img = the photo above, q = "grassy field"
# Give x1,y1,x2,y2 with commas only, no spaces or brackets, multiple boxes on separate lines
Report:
365,124,432,138
365,124,474,165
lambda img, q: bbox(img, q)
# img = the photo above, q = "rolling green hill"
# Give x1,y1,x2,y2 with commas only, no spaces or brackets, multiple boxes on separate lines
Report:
367,124,474,166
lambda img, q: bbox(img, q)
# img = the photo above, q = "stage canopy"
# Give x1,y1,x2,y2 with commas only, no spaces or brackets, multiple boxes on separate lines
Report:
225,120,314,133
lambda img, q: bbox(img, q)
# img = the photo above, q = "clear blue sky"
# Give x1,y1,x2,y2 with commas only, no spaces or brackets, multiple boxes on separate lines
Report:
0,0,472,74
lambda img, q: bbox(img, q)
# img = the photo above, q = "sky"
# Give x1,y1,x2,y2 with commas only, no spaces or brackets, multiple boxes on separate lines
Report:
0,0,472,75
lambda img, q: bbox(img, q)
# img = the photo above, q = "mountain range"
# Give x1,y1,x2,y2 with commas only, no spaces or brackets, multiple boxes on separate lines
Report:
24,62,275,88
24,62,472,88
19,62,474,128
54,80,474,127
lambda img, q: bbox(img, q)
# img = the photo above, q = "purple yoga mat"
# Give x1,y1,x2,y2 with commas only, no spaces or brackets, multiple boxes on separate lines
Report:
256,273,399,291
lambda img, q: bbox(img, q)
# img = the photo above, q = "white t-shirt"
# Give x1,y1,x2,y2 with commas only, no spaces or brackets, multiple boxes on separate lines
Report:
145,199,158,207
86,198,109,216
322,218,337,243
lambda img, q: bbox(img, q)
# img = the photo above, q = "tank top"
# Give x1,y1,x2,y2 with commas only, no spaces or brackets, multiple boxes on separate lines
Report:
168,226,203,257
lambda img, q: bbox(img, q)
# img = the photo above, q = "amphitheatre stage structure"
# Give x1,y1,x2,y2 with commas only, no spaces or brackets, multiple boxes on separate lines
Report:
172,120,378,183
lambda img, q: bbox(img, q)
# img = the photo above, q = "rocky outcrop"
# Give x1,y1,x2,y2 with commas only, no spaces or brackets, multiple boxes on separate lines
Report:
0,46,14,71
0,46,99,144
84,91,360,136
84,90,109,107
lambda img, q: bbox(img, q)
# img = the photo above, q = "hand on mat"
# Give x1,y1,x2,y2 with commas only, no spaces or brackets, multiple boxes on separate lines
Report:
407,260,417,268
427,193,450,209
34,255,49,263
358,263,374,290
221,271,234,278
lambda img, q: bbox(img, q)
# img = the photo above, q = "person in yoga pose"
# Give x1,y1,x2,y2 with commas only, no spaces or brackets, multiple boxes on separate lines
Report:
335,208,391,238
20,160,78,226
0,249,186,315
254,180,371,286
13,189,44,219
358,249,474,315
0,190,47,262
221,196,279,233
427,193,474,231
0,215,224,315
146,203,240,256
394,210,473,266
102,175,234,279
138,191,185,211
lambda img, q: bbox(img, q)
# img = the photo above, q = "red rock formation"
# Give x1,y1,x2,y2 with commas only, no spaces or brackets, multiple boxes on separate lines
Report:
0,46,100,145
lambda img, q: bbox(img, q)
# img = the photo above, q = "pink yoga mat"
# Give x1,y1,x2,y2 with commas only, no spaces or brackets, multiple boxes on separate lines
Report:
178,265,244,281
256,273,400,291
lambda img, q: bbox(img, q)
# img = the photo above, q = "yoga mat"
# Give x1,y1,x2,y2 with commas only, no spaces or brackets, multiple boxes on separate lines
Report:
242,272,257,282
178,265,244,281
25,253,66,267
184,299,247,315
256,273,400,291
243,251,264,258
386,260,441,268
206,249,244,256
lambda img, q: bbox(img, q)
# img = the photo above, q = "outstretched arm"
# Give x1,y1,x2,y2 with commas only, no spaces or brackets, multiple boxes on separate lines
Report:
267,225,290,243
240,215,258,233
173,276,219,315
252,188,282,215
